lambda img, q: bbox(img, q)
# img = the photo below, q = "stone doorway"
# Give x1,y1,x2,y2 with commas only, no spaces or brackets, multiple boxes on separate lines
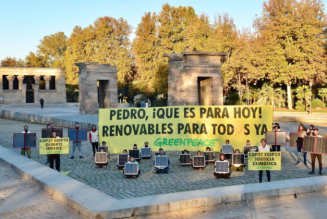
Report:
98,80,109,108
198,77,213,105
26,90,34,103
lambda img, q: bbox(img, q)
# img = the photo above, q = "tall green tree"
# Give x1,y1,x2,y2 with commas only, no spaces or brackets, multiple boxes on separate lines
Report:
318,88,327,103
256,83,286,109
254,0,327,109
65,16,133,86
295,85,311,110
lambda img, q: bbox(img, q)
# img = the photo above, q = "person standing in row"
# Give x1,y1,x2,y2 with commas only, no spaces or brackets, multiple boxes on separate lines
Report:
307,125,314,136
89,125,99,157
272,123,281,152
70,122,84,159
309,128,323,175
21,125,31,159
258,139,271,183
295,124,307,166
49,131,60,172
45,123,51,165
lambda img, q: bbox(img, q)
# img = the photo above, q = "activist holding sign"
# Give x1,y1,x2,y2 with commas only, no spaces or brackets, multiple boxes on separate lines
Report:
257,139,271,183
21,125,32,158
99,106,273,153
49,131,61,172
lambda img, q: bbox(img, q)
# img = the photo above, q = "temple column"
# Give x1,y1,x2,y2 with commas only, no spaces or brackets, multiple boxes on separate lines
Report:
6,75,14,90
44,75,51,90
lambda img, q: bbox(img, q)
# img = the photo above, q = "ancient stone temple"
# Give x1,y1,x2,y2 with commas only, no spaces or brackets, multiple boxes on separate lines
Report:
76,62,118,114
0,67,66,104
164,52,227,106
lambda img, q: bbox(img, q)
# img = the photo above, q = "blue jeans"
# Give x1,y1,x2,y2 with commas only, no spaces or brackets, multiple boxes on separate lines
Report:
297,147,307,164
154,167,170,173
72,142,82,157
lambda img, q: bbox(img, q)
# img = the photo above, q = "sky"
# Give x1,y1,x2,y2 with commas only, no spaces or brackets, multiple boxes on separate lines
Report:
0,0,273,61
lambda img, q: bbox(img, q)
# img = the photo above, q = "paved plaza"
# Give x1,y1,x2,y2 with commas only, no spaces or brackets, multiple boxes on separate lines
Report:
1,118,327,200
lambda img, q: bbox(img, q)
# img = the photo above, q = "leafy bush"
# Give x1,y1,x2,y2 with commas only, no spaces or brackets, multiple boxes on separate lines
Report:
153,96,167,107
311,98,326,109
295,100,305,110
226,92,240,105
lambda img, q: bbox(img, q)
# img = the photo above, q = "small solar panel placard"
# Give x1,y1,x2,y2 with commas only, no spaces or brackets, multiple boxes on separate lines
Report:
232,154,245,165
141,147,151,157
155,156,168,168
303,136,315,153
42,129,52,138
193,156,206,168
243,146,255,155
25,133,37,148
179,154,191,165
124,162,138,175
129,149,140,159
289,132,303,148
118,154,129,167
215,161,229,173
315,137,327,155
204,151,215,162
276,132,287,146
222,145,233,154
95,152,107,163
99,146,109,154
68,129,87,141
13,133,25,148
265,131,275,145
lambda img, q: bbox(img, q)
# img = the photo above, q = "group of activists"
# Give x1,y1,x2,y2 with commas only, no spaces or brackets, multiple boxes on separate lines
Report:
18,122,324,182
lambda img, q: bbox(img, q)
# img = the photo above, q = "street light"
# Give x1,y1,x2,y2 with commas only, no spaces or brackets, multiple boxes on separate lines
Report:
309,81,312,115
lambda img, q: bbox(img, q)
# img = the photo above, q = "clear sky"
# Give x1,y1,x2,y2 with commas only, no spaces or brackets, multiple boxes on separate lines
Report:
0,0,273,61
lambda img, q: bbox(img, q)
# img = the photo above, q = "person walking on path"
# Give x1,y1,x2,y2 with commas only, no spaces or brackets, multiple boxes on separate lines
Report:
40,98,44,109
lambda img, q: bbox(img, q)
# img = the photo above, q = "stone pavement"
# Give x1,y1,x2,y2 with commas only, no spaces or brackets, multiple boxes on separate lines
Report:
1,118,327,200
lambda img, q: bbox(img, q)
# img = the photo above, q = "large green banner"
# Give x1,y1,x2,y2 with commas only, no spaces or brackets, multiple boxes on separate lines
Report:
99,105,273,153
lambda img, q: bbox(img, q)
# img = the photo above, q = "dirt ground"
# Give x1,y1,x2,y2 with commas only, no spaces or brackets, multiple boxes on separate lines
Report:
0,162,84,219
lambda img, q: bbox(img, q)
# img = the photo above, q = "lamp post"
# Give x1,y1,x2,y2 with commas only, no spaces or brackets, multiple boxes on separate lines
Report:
309,81,312,114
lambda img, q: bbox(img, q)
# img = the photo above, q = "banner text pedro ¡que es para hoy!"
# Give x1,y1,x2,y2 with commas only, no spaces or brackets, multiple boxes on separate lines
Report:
99,106,273,153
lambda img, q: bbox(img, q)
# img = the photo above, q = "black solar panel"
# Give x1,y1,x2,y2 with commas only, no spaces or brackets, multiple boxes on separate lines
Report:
124,162,138,175
193,156,206,167
155,156,168,167
276,132,287,145
315,137,327,154
95,152,107,163
68,129,87,141
289,132,302,147
118,154,129,166
232,154,245,165
222,145,233,154
25,133,36,148
303,136,315,153
204,151,215,161
41,129,52,138
265,131,275,145
141,147,151,157
13,133,24,148
243,146,255,156
129,149,140,159
179,154,191,165
215,161,229,173
99,146,109,154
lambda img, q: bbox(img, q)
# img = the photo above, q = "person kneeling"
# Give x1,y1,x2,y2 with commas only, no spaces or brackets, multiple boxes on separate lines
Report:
192,150,206,170
123,157,140,179
231,149,245,172
214,153,231,179
95,149,108,168
153,149,170,173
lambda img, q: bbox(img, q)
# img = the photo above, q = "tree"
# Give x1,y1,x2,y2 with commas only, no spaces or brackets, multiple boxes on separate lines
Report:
318,88,327,103
37,32,67,68
153,63,169,95
1,57,17,66
25,52,46,67
254,0,327,109
295,85,311,110
256,83,286,109
65,17,133,86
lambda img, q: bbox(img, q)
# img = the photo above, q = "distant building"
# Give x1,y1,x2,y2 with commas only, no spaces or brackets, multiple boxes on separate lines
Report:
0,67,66,104
164,52,227,106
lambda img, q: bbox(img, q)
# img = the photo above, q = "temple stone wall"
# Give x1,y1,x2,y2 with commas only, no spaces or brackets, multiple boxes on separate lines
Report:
76,62,118,114
165,52,227,106
0,67,66,104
